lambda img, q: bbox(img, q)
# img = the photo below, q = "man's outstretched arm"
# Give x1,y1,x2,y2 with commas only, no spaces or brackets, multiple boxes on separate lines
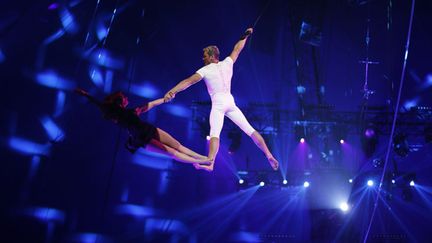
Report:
229,28,253,63
164,73,202,102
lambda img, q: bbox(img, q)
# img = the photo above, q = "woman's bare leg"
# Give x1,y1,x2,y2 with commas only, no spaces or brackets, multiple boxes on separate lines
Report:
147,139,210,164
154,128,207,160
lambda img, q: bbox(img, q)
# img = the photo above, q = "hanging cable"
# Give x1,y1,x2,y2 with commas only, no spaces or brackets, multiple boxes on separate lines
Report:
363,1,416,242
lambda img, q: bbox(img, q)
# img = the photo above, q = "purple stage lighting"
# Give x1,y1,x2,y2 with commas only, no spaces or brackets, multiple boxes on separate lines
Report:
48,3,60,10
364,128,375,138
303,181,310,188
340,139,345,144
367,180,374,187
300,138,305,143
259,181,265,187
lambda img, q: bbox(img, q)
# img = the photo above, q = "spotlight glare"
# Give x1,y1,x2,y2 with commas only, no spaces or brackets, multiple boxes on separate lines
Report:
409,180,415,187
283,179,288,185
340,139,345,144
303,181,310,188
239,179,244,184
300,138,305,143
391,179,396,184
367,180,374,187
259,181,265,187
349,179,353,183
206,136,211,141
340,202,349,212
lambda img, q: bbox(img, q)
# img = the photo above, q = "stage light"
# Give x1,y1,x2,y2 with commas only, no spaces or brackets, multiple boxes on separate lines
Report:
349,179,353,183
228,131,242,154
364,128,375,138
206,136,211,141
129,83,159,99
391,179,396,184
36,70,75,90
296,85,306,94
303,181,310,188
340,202,349,212
372,158,384,168
283,179,288,185
239,179,244,184
393,133,410,157
40,116,65,142
409,180,415,187
367,180,374,187
361,126,378,158
294,124,307,142
340,139,345,144
259,181,265,187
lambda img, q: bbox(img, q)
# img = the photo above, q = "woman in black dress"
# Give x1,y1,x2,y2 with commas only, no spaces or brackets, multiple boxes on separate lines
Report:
75,88,211,165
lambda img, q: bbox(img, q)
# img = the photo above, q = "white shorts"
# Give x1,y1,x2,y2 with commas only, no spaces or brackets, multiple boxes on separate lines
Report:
209,93,255,138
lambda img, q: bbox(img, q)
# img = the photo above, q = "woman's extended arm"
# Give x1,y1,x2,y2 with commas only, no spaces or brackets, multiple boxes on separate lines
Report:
74,88,103,107
135,98,165,115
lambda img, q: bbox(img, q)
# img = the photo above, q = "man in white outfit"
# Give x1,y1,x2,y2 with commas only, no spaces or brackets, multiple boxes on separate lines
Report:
164,28,279,172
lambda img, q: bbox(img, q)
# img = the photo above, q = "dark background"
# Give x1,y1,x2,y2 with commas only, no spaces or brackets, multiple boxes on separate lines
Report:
1,0,431,242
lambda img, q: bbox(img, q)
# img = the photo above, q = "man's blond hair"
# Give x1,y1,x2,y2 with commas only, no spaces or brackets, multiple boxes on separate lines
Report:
203,45,220,60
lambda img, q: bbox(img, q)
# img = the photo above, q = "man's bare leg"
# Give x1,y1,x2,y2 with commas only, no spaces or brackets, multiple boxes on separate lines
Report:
250,131,279,170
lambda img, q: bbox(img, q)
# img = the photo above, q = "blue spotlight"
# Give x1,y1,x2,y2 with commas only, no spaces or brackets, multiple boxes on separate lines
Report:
259,181,265,187
303,181,310,188
349,179,353,183
367,180,374,187
42,29,65,45
403,99,419,111
0,48,6,63
36,70,75,90
59,8,78,34
54,91,66,117
300,138,305,143
296,85,306,94
164,104,192,118
239,179,244,184
283,179,288,185
20,207,65,223
339,202,349,212
409,180,415,187
88,66,104,88
40,116,65,142
391,179,396,184
129,83,159,99
114,204,156,218
340,139,345,144
91,49,124,69
8,137,51,156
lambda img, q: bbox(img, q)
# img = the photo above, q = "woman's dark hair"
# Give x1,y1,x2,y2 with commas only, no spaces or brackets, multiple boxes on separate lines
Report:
104,91,125,106
101,91,127,122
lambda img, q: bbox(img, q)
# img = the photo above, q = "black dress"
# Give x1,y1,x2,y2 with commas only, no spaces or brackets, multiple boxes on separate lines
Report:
102,104,157,153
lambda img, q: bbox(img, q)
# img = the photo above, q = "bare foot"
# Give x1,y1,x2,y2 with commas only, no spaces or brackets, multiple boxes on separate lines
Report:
193,161,214,172
267,156,279,170
197,159,211,166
